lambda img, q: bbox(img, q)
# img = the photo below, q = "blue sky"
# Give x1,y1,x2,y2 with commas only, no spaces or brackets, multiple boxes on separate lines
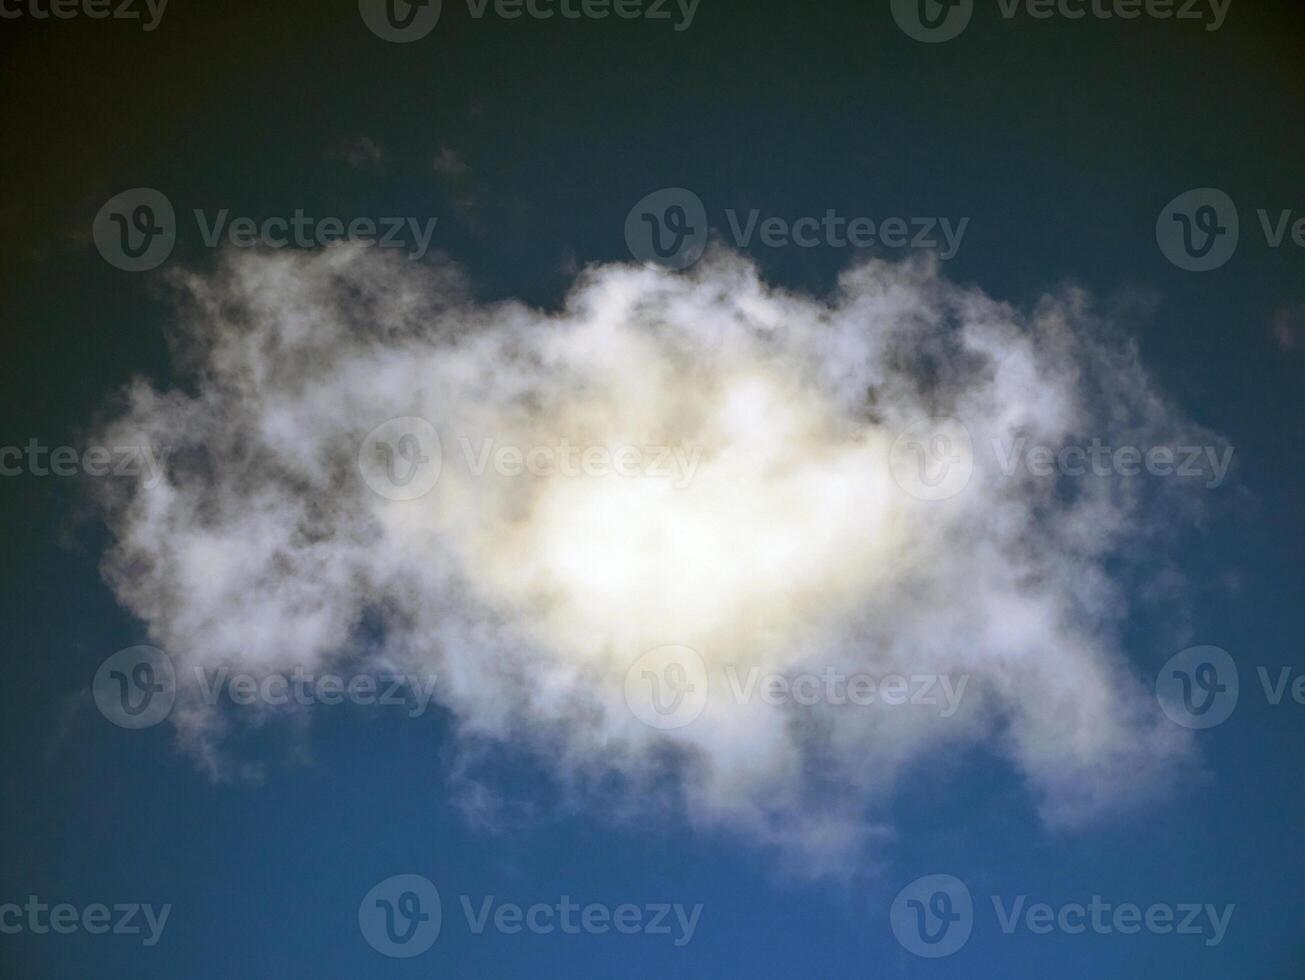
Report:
1,1,1304,976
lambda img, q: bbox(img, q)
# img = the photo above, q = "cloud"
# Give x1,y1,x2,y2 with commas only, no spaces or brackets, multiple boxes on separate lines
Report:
92,245,1224,877
331,135,387,172
432,144,471,178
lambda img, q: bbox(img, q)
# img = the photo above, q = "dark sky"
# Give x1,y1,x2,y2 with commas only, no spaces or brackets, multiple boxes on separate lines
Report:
1,0,1303,976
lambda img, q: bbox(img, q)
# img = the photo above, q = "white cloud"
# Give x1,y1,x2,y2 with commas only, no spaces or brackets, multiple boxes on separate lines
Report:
93,245,1223,877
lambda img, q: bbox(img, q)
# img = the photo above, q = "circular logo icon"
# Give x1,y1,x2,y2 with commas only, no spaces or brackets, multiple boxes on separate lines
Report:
358,417,443,501
889,417,974,501
358,0,441,42
93,646,177,729
93,188,176,272
890,873,973,958
1156,645,1239,730
625,188,709,271
624,645,709,730
1156,188,1239,272
891,0,973,43
359,874,442,957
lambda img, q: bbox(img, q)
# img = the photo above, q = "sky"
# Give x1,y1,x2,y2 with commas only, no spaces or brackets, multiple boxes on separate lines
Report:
1,0,1304,977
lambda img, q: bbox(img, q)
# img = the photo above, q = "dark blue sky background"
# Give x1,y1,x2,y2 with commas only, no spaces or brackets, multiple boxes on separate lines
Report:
1,0,1303,976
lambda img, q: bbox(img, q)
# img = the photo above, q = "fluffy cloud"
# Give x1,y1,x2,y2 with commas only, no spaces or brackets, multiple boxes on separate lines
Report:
93,245,1223,876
